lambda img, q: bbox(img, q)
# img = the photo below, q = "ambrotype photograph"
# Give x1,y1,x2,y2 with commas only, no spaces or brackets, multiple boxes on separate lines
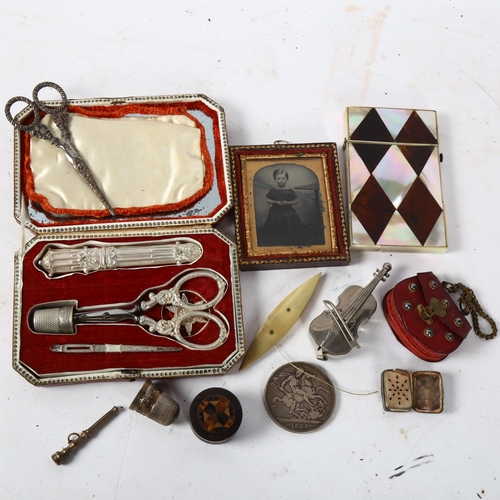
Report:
255,162,325,247
230,143,349,270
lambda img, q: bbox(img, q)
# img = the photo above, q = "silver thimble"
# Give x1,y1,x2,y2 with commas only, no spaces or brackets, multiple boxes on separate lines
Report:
129,380,180,426
32,306,75,334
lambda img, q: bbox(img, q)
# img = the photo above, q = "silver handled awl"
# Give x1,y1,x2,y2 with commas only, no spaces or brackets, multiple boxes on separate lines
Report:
50,344,183,353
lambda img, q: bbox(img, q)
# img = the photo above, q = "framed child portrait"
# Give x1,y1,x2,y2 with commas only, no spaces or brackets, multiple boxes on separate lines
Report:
230,142,350,270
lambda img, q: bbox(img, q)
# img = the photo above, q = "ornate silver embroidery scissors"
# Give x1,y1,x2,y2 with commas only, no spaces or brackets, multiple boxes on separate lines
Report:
30,269,229,350
5,81,115,216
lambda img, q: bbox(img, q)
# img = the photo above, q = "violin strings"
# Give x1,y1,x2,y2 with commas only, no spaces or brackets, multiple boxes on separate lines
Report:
325,277,379,343
274,346,378,397
339,275,378,324
322,271,387,349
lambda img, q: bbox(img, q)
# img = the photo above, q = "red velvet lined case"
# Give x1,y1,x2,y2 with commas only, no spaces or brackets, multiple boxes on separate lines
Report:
11,93,244,385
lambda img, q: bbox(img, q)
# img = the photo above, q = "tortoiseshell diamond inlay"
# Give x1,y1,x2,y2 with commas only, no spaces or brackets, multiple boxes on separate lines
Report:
197,394,236,433
346,107,447,252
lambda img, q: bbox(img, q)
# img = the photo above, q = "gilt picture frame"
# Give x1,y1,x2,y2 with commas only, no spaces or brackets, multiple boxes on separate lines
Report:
230,142,349,270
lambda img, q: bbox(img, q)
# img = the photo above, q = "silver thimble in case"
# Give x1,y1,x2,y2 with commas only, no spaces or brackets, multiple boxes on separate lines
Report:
32,306,75,334
129,380,180,426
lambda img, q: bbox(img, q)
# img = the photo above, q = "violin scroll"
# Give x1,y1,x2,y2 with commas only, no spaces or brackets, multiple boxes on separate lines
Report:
375,262,392,282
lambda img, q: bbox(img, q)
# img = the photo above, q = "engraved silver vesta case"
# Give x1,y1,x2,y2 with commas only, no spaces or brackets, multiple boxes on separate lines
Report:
10,88,244,385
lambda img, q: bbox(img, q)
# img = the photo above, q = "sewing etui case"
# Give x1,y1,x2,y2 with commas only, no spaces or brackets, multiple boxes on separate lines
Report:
10,90,244,385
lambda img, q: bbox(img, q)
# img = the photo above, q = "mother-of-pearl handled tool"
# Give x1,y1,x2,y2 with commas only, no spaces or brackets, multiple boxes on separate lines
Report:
239,273,321,370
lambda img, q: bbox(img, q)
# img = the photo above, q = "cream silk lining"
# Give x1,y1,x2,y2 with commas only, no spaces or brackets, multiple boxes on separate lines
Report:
30,114,206,211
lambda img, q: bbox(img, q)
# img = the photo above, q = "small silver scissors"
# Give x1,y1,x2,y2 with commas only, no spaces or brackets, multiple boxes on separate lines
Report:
5,81,115,216
31,269,230,351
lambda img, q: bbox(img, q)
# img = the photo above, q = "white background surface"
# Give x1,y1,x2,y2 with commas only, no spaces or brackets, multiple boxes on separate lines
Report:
1,1,499,499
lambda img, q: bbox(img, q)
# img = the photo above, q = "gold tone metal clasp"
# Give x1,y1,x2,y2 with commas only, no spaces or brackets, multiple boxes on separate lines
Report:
417,298,447,325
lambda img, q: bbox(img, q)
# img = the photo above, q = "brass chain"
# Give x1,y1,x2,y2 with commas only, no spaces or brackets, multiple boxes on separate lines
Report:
442,281,497,340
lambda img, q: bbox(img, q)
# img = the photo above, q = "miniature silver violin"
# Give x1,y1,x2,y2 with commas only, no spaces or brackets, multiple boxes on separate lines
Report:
29,269,229,350
309,263,391,360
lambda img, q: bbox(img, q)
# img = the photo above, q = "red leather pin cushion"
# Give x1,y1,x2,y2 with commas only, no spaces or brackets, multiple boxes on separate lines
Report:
383,272,471,362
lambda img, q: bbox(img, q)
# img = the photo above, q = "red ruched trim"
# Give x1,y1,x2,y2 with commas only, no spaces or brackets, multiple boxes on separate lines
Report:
20,100,225,221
